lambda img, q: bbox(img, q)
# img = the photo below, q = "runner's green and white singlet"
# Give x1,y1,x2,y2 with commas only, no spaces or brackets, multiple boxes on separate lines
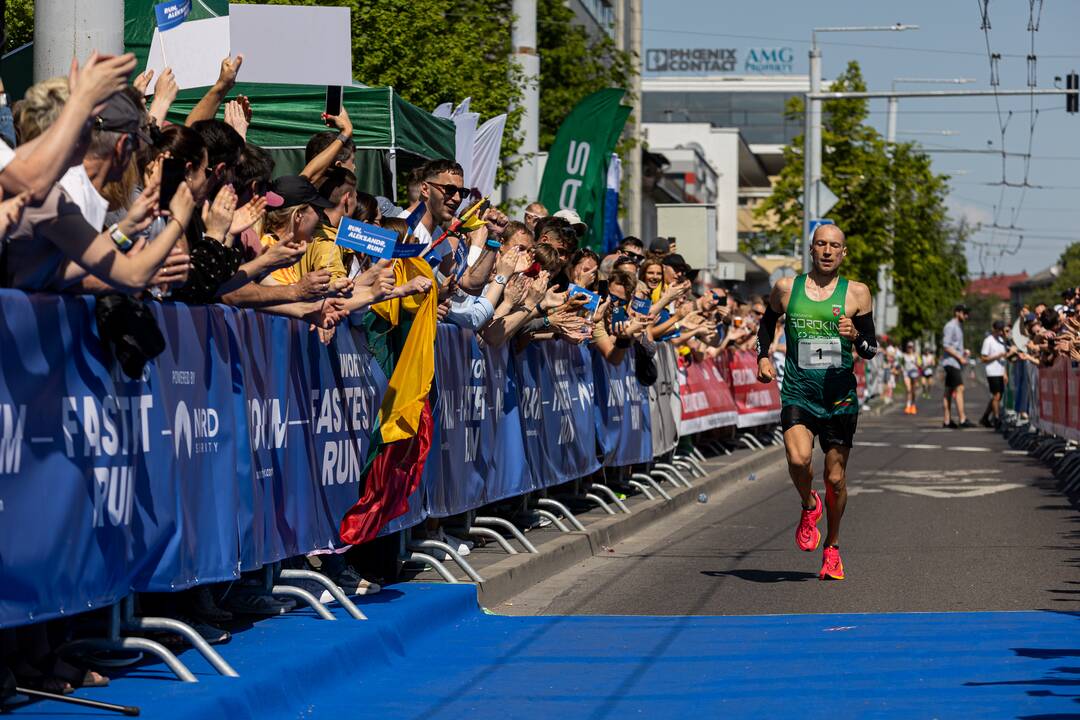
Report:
781,274,858,417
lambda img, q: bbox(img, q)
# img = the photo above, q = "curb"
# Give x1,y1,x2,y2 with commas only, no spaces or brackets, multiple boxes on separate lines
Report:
473,446,787,607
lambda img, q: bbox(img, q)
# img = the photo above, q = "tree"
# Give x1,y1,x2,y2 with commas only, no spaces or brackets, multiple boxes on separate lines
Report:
753,61,967,341
1030,241,1080,307
4,0,34,49
536,0,635,152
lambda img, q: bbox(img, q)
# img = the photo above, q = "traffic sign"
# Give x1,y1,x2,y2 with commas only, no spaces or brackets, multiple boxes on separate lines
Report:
799,181,839,217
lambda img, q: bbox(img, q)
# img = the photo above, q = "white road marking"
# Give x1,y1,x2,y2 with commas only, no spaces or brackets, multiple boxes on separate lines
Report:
856,441,892,447
900,443,941,450
847,487,885,496
881,483,1023,498
949,446,991,452
1002,450,1028,456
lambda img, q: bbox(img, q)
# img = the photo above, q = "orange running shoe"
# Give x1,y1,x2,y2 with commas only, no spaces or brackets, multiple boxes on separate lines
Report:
795,489,823,551
820,545,845,580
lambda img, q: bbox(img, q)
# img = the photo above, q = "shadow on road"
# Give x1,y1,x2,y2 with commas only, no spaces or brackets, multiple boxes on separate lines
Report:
701,569,816,583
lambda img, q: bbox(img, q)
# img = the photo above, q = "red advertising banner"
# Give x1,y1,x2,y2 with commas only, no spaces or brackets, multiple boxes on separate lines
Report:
1063,361,1079,442
1036,360,1069,437
727,350,781,428
677,356,738,435
854,358,866,404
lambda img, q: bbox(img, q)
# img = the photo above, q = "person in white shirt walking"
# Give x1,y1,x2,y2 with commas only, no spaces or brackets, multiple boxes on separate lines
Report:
979,319,1016,428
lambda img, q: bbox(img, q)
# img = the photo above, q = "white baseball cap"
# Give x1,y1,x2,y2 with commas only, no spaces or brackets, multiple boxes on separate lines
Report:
553,208,587,237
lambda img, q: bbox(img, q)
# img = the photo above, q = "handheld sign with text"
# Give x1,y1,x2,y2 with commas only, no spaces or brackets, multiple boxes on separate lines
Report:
336,217,426,259
630,297,652,316
567,284,600,313
154,0,191,32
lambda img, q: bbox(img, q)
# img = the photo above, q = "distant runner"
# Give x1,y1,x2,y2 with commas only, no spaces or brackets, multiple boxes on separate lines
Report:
900,341,920,415
757,224,877,580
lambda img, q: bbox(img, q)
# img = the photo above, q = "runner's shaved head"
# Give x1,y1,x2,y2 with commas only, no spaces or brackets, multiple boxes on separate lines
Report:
813,224,846,246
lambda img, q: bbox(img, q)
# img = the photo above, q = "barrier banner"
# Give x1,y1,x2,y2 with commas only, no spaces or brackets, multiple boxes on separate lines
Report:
676,357,737,435
1036,361,1060,437
728,350,781,428
855,358,866,403
0,294,150,627
425,324,495,517
514,342,599,488
649,343,680,456
591,349,652,467
141,303,240,590
302,325,386,546
1066,362,1080,442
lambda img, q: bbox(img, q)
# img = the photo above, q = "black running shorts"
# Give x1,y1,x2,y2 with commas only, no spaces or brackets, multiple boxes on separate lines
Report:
987,376,1005,395
944,366,964,390
781,404,858,451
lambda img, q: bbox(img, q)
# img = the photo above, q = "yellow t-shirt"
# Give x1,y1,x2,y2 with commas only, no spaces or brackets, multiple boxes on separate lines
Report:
299,223,350,280
259,233,300,285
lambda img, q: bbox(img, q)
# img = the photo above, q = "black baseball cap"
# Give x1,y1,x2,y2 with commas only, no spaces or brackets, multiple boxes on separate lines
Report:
95,92,153,144
954,303,970,313
270,175,334,210
992,319,1006,331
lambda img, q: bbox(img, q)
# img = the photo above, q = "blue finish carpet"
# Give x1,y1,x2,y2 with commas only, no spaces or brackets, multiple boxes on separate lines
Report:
9,584,1080,719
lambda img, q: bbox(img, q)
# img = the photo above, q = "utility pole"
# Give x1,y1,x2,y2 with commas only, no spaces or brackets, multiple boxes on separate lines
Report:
34,0,125,82
626,0,643,238
507,0,539,210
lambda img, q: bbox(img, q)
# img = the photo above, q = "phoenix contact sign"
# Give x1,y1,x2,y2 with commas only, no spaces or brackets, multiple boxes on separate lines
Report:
646,47,795,74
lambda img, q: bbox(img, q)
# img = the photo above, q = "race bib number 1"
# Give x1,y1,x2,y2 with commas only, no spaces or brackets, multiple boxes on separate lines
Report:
798,338,842,369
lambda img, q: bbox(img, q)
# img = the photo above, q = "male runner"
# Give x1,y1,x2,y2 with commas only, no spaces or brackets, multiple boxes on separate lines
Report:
756,224,877,580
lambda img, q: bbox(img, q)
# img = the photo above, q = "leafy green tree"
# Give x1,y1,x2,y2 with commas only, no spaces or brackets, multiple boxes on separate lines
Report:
1030,241,1080,307
536,0,635,152
753,61,966,341
4,0,34,49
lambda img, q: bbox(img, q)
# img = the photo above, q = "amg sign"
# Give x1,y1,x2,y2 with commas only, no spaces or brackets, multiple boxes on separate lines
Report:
645,47,796,74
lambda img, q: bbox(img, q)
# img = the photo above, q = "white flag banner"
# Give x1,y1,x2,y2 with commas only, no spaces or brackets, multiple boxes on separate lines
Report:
453,112,479,190
432,102,453,119
471,114,507,199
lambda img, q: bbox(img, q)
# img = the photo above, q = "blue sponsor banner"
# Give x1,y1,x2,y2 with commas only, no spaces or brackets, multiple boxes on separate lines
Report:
591,350,652,467
336,217,426,259
154,0,191,32
0,293,389,628
631,297,652,316
513,342,599,488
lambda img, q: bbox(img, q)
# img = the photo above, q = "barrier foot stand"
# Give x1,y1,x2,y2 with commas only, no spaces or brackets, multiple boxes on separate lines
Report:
120,598,238,677
738,436,758,452
473,516,539,554
654,463,693,488
688,446,709,463
534,509,571,533
674,454,707,477
773,427,784,444
536,498,587,531
632,472,671,501
582,493,617,515
403,551,460,583
407,540,484,583
278,569,367,620
626,480,655,500
467,526,519,554
589,484,631,514
63,603,197,683
650,468,685,490
671,458,701,480
271,584,336,620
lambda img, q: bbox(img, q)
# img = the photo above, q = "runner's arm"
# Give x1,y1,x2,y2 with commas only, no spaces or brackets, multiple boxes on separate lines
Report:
756,306,780,359
852,312,878,359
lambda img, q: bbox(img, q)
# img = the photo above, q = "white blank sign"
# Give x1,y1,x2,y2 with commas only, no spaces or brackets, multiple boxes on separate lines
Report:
144,17,231,93
228,3,352,87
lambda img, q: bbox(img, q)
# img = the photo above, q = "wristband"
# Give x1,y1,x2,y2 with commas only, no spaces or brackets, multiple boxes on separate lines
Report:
109,223,133,252
485,238,502,250
335,132,350,144
542,315,551,329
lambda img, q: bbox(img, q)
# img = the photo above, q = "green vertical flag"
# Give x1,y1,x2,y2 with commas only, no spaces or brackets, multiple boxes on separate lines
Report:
538,88,631,252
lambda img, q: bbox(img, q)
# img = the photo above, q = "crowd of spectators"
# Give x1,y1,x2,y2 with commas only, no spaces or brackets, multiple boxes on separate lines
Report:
0,52,773,699
1015,289,1080,368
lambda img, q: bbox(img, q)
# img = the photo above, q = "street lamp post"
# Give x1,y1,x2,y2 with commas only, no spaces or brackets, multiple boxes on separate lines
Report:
802,24,918,271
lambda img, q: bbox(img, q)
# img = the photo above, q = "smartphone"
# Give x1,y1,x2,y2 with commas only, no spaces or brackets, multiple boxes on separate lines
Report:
159,157,185,210
324,86,343,124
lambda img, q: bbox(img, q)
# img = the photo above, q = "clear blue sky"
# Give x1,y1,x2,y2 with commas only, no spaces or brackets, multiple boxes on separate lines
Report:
643,0,1080,276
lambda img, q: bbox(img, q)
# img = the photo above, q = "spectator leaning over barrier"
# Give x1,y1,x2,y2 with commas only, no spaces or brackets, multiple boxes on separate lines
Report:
298,166,359,285
301,105,355,185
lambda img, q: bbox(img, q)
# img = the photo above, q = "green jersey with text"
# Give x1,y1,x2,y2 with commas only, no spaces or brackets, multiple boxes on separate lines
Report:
781,274,858,417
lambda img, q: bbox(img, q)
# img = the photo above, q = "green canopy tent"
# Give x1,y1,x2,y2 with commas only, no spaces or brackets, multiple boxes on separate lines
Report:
165,83,456,196
122,0,454,197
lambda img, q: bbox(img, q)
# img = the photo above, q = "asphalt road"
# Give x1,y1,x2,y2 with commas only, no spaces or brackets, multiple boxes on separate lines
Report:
503,375,1080,616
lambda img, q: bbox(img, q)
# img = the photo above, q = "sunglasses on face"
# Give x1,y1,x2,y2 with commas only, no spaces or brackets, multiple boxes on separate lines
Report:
428,182,468,199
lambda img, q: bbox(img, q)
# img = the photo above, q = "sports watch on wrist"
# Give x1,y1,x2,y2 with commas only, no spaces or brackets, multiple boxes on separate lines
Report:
494,274,508,286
